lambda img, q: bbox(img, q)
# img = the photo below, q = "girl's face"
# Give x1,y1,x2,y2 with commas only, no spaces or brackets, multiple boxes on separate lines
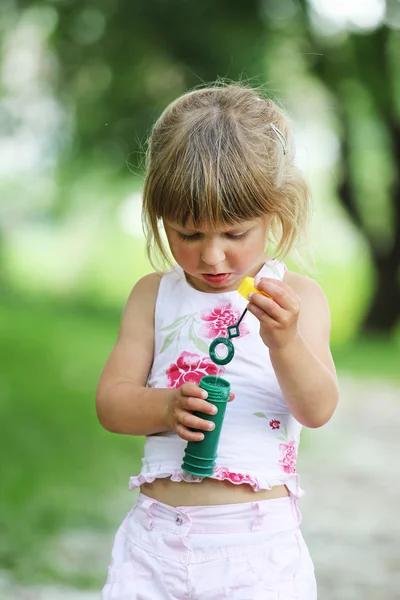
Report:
163,215,273,293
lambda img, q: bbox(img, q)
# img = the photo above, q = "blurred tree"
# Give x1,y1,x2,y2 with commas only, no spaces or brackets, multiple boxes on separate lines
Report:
298,0,400,333
7,0,400,334
14,0,268,172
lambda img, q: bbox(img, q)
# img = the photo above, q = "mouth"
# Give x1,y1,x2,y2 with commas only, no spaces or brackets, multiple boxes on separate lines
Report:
202,273,231,284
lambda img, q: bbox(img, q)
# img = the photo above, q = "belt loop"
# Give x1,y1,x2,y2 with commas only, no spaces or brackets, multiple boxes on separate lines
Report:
140,496,157,512
140,496,158,530
251,501,264,531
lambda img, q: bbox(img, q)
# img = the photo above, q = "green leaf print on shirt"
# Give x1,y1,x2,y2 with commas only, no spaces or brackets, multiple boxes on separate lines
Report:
189,321,209,354
160,312,210,354
160,329,180,353
160,315,192,332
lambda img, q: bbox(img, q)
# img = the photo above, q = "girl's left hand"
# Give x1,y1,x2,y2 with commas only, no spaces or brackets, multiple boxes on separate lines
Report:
247,277,301,351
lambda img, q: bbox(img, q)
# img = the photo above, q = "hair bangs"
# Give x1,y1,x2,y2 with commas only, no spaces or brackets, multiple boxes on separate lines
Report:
151,142,270,230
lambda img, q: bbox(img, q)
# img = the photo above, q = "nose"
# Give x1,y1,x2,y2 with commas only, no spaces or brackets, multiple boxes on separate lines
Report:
201,239,226,266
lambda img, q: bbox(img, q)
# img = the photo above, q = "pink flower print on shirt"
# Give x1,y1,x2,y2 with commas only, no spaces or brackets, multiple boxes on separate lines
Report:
279,438,297,474
254,412,298,475
213,466,254,485
166,351,222,388
199,303,250,339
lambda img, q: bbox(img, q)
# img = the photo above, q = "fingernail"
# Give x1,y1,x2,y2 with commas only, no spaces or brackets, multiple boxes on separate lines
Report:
201,391,208,399
248,292,254,300
208,422,215,430
211,406,218,414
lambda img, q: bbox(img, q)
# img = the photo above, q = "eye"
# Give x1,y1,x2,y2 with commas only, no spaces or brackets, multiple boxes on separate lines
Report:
226,231,249,240
177,232,200,242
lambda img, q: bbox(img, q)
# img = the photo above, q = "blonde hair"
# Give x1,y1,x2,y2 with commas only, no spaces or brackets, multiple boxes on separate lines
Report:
142,83,312,270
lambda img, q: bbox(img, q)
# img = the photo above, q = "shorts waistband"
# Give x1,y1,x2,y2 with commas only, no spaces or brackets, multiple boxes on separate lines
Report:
133,493,301,537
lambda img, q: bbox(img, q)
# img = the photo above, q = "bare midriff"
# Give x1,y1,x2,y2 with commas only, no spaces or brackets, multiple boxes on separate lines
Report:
140,477,289,507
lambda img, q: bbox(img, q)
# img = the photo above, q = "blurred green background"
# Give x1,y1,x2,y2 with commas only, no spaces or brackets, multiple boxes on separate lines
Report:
1,0,400,594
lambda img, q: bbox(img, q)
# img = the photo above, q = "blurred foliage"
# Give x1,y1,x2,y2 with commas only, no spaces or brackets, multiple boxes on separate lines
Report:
1,0,398,332
297,0,400,331
0,297,143,585
12,0,269,173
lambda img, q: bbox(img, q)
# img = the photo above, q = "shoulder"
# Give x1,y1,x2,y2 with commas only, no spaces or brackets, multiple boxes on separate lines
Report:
284,271,331,331
130,272,162,298
284,271,327,304
98,273,162,391
121,272,162,331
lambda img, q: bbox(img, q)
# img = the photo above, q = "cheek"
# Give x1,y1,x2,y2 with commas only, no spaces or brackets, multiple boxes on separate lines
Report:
235,239,263,261
170,243,197,267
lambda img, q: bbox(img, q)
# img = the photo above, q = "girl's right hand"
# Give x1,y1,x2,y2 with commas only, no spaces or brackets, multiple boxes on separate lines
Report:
166,383,234,442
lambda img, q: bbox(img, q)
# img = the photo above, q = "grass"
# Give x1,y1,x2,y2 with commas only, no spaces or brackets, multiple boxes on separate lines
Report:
0,295,398,588
0,296,144,587
332,336,400,382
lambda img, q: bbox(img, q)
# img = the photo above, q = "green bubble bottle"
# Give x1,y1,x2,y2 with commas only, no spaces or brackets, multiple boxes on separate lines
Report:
181,375,231,477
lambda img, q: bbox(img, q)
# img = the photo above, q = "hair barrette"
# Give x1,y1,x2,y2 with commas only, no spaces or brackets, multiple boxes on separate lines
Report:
270,123,287,155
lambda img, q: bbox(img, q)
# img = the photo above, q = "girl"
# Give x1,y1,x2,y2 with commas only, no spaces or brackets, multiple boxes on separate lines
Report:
97,84,339,599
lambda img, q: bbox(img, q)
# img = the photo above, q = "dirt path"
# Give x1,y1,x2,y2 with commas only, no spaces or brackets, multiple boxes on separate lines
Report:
3,376,400,599
298,376,400,599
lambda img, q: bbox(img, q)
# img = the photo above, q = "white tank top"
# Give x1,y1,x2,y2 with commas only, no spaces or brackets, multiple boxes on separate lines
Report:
129,259,304,498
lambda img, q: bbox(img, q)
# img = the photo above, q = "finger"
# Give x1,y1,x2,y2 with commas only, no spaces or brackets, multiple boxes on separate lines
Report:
188,413,216,432
229,392,235,402
247,304,280,331
179,411,215,433
248,293,286,322
255,278,298,310
175,424,205,442
184,396,218,415
180,382,208,400
256,276,288,290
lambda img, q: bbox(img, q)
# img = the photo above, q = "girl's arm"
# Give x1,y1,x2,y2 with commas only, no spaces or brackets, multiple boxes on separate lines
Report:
247,273,339,428
96,273,216,438
96,273,168,435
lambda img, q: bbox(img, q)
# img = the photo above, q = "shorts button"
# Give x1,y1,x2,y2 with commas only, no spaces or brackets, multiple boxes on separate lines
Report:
175,514,183,526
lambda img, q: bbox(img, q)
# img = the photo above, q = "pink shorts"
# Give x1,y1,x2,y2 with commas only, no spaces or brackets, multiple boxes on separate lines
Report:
101,493,316,599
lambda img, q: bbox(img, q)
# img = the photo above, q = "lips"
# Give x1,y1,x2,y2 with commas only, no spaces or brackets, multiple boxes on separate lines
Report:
202,273,231,284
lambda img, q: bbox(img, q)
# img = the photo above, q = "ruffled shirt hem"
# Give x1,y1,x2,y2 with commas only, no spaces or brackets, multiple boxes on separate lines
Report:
129,468,304,500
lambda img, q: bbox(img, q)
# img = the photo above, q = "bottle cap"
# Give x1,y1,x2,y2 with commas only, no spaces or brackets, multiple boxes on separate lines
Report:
237,277,257,300
238,276,272,300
